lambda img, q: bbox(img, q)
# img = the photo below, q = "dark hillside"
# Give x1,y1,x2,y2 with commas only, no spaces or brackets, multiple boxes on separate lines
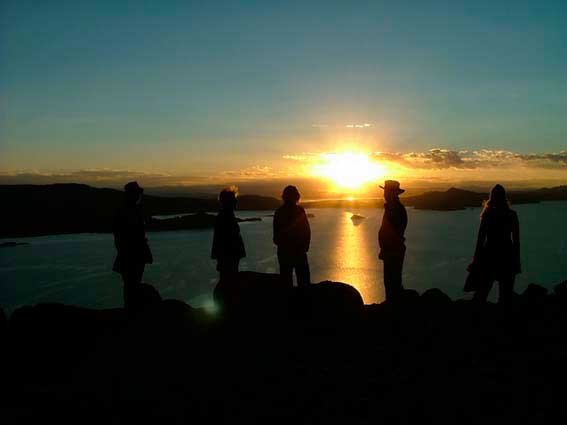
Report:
0,184,279,238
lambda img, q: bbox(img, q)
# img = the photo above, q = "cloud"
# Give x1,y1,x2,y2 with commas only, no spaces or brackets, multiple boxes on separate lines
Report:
370,149,471,169
311,123,373,129
384,149,567,170
222,165,278,178
345,123,372,128
221,164,311,180
287,149,567,171
0,169,210,187
513,151,567,168
2,149,565,189
282,153,320,162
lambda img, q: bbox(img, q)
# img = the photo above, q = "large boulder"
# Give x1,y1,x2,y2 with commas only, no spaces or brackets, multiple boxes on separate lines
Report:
213,272,364,321
553,280,567,304
154,299,208,334
400,288,421,305
421,288,452,307
8,303,127,376
0,307,5,331
213,271,290,317
159,299,194,321
134,282,162,311
9,303,127,345
0,307,6,344
523,283,548,300
303,281,364,321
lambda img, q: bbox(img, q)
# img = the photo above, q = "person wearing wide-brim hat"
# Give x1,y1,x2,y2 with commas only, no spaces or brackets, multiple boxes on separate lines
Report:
378,180,407,303
112,181,153,310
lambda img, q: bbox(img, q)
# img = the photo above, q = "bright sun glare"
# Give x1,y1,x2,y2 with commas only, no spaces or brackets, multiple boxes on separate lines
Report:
312,152,387,190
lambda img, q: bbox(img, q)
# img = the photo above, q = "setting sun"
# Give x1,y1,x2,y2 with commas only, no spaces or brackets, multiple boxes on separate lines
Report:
312,152,387,190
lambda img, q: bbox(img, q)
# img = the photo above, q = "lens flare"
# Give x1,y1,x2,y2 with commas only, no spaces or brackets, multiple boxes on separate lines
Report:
312,152,387,190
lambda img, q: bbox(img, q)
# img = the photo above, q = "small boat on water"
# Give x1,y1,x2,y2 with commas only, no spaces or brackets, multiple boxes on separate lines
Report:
350,214,366,224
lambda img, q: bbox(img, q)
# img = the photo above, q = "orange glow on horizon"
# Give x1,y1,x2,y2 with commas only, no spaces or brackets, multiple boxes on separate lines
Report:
311,152,388,191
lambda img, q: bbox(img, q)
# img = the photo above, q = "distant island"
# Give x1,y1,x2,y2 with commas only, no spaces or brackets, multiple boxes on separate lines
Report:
1,184,566,238
147,213,262,231
0,184,280,238
304,186,567,211
404,187,567,211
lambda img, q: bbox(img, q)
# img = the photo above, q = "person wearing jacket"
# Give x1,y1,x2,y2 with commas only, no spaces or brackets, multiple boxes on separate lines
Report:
273,185,311,286
113,181,153,310
211,187,246,281
378,180,408,303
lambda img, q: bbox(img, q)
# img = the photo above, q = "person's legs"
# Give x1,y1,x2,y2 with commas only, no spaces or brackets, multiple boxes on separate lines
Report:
278,252,295,286
473,277,494,302
383,255,404,303
134,263,145,284
121,263,145,310
218,258,239,282
121,273,132,310
295,254,311,287
293,255,311,317
497,275,515,304
215,259,239,313
279,262,294,286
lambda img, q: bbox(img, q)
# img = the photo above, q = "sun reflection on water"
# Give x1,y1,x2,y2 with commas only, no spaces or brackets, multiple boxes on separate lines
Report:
329,212,385,304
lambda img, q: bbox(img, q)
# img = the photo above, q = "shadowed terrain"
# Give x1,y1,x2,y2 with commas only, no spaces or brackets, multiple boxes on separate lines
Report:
0,184,280,238
2,184,567,238
1,272,567,424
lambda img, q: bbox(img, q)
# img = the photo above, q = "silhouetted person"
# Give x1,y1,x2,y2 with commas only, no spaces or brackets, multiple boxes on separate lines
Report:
378,180,407,303
113,181,153,310
211,187,246,281
273,185,311,286
470,184,521,304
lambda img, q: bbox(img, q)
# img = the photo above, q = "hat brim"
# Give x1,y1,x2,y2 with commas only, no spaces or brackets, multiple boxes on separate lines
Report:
379,185,405,194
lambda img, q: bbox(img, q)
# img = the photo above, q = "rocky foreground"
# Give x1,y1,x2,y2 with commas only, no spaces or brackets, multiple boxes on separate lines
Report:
1,272,567,424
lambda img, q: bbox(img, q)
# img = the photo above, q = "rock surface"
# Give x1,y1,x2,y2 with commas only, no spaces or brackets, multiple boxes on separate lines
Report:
2,274,567,424
0,307,5,336
213,272,364,321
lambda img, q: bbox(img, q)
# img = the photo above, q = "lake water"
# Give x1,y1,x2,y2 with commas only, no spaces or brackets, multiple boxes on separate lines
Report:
1,203,566,314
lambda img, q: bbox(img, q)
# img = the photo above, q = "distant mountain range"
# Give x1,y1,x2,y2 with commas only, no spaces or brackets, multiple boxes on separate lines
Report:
407,186,567,210
1,184,566,238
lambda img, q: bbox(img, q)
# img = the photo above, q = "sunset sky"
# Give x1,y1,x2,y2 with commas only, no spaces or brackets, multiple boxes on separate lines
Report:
1,0,566,194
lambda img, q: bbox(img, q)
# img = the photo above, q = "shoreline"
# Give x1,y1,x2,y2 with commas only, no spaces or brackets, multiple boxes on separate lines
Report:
3,199,567,239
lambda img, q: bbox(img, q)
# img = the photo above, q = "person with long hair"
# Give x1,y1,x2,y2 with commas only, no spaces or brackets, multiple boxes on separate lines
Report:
470,184,521,303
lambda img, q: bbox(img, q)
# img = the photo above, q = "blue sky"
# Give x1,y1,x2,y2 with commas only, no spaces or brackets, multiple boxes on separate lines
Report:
1,0,566,185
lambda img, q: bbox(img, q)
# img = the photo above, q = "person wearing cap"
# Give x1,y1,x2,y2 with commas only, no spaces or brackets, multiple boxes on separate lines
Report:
273,185,311,286
378,180,407,302
112,181,153,310
211,187,246,281
468,184,521,303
